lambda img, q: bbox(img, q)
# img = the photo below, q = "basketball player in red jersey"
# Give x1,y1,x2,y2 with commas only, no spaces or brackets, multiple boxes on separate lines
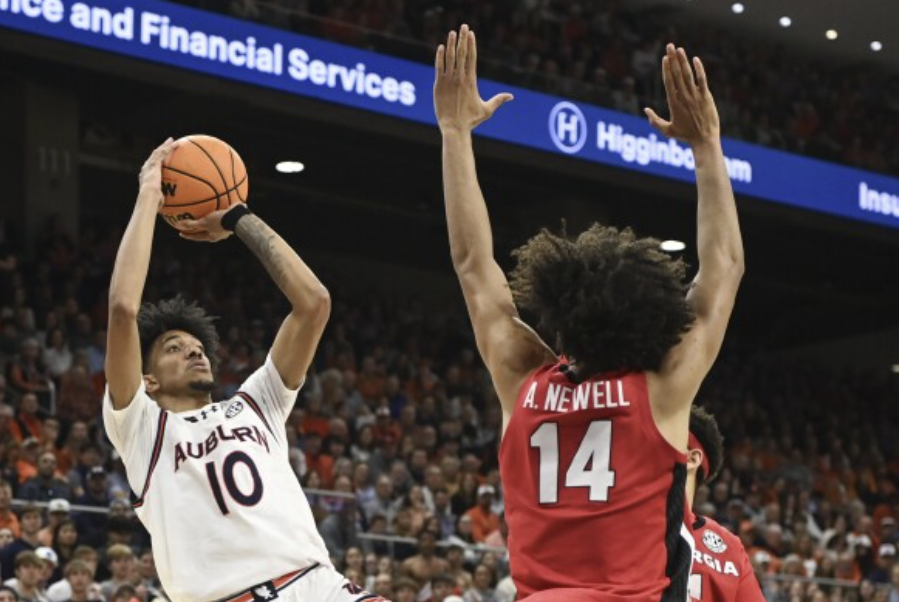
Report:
434,25,744,602
687,408,764,602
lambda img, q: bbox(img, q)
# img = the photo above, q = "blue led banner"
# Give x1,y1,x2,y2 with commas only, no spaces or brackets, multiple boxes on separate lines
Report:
2,0,899,229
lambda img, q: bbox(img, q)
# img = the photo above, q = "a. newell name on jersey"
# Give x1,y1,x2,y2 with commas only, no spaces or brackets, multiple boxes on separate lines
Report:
520,377,633,413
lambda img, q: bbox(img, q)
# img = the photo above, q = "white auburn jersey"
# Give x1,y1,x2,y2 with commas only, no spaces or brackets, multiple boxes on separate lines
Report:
103,355,332,602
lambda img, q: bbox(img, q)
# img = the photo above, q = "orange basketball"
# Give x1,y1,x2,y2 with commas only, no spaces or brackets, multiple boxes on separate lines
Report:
160,135,249,231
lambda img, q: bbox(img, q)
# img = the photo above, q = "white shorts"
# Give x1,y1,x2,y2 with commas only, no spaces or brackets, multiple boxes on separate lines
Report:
225,564,389,602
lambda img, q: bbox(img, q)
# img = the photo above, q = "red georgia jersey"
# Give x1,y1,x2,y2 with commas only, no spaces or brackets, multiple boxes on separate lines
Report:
500,361,694,602
690,516,765,602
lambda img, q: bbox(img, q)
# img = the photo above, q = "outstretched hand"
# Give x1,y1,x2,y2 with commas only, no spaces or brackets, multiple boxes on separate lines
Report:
434,24,514,134
177,205,238,242
645,44,720,145
139,137,180,209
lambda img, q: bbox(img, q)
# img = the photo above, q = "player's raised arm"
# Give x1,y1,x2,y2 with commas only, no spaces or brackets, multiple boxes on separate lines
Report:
180,208,330,391
645,45,745,412
106,138,178,409
435,25,554,412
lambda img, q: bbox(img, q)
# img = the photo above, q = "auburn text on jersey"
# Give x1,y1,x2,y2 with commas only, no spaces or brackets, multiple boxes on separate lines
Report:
174,425,271,471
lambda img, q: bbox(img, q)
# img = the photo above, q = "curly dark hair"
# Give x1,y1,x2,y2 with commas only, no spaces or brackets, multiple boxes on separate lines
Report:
689,406,725,486
509,222,695,374
137,296,220,373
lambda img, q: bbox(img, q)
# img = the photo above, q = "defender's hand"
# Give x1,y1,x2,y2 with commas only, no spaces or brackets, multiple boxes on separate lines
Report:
645,44,720,146
434,24,513,134
139,137,179,209
177,205,238,242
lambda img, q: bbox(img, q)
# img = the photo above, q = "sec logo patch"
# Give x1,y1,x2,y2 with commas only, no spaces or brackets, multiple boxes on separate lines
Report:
703,530,728,554
226,400,245,419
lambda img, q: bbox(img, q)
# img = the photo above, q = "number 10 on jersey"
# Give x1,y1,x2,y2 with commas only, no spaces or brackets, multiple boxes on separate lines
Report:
529,420,616,504
205,451,264,515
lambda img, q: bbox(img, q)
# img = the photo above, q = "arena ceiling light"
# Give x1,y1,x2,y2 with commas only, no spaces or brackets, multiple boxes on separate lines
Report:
779,16,792,28
659,240,686,252
870,41,883,52
276,161,305,173
891,364,899,374
826,30,838,41
731,3,745,15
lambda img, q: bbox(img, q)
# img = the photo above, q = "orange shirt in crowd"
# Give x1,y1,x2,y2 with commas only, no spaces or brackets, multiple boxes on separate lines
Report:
301,414,331,439
9,414,42,443
56,448,76,475
0,511,21,538
465,506,499,543
16,460,37,484
306,453,334,489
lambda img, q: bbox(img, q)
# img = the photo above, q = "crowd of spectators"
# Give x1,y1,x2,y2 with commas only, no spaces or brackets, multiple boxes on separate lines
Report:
176,0,899,176
1,215,899,602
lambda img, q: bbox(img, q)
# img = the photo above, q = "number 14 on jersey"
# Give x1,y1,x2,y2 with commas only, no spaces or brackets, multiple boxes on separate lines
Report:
530,420,617,504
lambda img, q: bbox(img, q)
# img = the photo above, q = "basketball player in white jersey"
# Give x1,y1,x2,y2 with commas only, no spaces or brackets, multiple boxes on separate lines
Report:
103,138,390,602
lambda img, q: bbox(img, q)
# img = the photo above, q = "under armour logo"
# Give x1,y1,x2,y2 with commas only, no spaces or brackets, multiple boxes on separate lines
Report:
251,584,277,602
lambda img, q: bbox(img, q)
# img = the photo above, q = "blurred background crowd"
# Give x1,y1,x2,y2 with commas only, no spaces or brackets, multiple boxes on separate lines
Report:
1,215,898,602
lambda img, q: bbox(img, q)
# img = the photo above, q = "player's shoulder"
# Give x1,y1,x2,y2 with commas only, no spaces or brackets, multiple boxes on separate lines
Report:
695,515,745,556
235,357,277,394
102,380,159,417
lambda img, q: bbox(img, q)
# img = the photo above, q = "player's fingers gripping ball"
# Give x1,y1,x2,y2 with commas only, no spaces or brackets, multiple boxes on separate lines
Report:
160,135,249,231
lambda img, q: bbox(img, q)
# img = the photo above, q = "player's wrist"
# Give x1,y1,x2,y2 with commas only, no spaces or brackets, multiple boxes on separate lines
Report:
440,123,474,137
221,203,252,232
137,187,164,209
689,137,722,155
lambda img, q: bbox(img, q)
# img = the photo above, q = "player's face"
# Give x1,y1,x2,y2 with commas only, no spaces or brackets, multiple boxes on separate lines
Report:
147,330,214,396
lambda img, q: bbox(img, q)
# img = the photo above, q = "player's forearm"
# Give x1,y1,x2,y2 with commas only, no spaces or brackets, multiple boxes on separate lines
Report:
108,192,158,317
234,214,330,316
692,139,745,275
442,130,496,274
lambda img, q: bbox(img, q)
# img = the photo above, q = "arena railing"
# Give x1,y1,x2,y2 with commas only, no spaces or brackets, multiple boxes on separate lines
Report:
11,494,507,556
